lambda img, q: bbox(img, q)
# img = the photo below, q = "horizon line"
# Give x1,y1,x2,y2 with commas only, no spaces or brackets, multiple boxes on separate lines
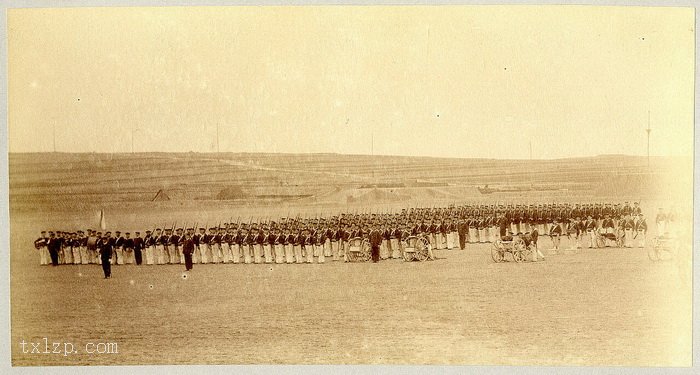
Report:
6,151,681,162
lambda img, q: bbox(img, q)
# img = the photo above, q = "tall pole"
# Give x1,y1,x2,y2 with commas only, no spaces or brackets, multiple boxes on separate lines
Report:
529,140,533,188
216,121,220,161
646,111,651,168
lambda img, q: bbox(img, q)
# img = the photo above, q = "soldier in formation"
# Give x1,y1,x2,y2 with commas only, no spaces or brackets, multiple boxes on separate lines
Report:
32,201,652,267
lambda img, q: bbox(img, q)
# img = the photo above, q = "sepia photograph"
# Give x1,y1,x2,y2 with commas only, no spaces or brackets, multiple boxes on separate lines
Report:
4,1,696,369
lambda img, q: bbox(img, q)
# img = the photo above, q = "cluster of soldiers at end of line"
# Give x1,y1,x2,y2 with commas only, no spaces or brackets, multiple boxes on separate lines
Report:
32,201,676,271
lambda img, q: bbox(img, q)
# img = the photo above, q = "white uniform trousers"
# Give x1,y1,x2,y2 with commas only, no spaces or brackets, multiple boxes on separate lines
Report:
313,243,320,257
209,243,221,263
274,244,285,264
177,245,185,264
317,244,325,263
124,249,134,264
468,228,477,243
586,230,596,248
324,239,332,257
343,241,350,262
231,244,241,264
285,244,295,264
478,229,485,243
451,232,459,249
115,246,124,265
220,243,231,263
294,245,304,264
253,244,263,264
198,243,208,264
305,246,314,263
339,239,346,258
164,245,174,264
331,241,340,261
191,246,199,264
380,240,389,259
263,244,273,264
145,245,154,265
490,227,498,243
87,249,97,264
79,246,89,264
390,238,400,258
156,245,166,264
623,229,633,247
636,230,646,248
39,247,49,265
62,247,71,264
427,243,436,260
243,244,253,264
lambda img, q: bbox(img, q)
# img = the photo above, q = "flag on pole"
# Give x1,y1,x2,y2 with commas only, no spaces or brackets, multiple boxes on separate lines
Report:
99,210,106,230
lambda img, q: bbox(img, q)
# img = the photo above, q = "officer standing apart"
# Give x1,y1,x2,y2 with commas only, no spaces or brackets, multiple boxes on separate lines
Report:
369,222,383,263
100,234,114,279
182,232,195,271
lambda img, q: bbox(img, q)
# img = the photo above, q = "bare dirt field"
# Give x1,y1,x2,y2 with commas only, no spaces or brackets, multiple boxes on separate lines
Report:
10,227,691,366
8,152,693,366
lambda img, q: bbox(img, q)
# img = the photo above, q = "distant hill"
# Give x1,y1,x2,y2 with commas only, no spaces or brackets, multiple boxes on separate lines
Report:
8,152,687,212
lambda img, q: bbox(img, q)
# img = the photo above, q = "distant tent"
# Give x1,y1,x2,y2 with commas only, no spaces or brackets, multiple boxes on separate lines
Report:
217,186,246,200
152,189,171,201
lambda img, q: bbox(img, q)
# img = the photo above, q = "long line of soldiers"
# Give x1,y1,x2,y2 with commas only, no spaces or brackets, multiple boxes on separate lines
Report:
34,201,670,267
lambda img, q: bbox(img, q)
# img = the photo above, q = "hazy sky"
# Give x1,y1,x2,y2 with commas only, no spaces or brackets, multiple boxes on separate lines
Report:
8,6,694,158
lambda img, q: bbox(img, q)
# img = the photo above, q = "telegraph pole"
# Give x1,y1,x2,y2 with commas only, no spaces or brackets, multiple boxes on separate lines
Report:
216,121,220,161
646,110,651,168
52,121,56,153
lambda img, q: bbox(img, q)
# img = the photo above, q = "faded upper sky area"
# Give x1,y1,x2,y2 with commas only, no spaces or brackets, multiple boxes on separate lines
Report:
8,6,695,159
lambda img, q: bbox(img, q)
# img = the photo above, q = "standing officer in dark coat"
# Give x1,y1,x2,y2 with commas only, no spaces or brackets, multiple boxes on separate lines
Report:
457,217,468,250
46,232,61,266
133,231,144,265
100,235,114,278
368,222,383,263
182,232,195,271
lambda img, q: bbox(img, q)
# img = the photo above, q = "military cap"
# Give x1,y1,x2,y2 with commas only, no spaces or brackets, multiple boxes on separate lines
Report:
115,231,121,234
155,228,162,231
125,232,130,235
145,230,151,233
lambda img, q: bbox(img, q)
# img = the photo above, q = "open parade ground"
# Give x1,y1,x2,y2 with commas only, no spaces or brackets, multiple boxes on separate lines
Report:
10,208,691,366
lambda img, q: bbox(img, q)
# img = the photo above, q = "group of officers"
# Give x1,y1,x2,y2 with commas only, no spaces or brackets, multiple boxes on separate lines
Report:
33,201,672,277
